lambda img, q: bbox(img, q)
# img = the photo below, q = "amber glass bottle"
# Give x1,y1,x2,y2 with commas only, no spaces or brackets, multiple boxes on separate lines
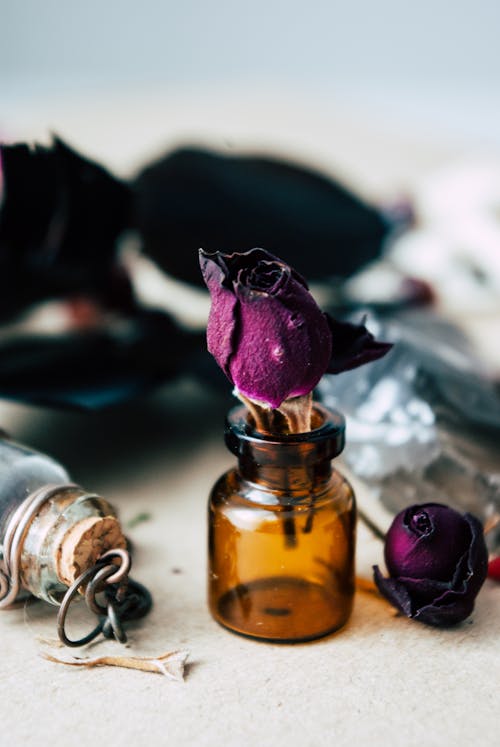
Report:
208,404,356,642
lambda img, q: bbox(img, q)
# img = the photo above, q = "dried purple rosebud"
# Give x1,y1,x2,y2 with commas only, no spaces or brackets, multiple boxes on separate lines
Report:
200,248,393,410
200,248,332,409
374,503,488,627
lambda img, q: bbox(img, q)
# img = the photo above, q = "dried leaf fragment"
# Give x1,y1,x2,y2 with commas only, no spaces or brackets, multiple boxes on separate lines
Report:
41,649,189,681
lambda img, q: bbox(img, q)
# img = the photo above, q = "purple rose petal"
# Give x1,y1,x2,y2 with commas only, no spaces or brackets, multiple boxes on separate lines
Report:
200,250,239,377
373,567,414,617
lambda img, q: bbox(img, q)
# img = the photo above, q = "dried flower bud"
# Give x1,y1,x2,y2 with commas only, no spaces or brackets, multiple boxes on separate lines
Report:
0,137,131,318
200,248,331,408
374,503,488,627
135,147,391,287
200,248,392,409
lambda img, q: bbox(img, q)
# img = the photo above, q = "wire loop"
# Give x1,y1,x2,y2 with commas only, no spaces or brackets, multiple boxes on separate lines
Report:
0,486,152,647
57,549,152,648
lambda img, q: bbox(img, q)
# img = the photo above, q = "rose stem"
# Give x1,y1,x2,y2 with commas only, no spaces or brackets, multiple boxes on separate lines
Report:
357,508,385,542
269,396,314,548
236,391,302,548
277,394,313,434
281,470,297,549
235,391,279,434
279,394,317,536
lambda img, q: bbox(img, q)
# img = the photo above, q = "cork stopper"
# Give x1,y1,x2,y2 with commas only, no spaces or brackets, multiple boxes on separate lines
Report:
56,515,127,587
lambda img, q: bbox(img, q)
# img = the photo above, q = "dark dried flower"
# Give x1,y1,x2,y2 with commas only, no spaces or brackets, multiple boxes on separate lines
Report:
0,137,131,318
374,503,488,627
135,147,391,286
326,315,394,373
200,248,392,409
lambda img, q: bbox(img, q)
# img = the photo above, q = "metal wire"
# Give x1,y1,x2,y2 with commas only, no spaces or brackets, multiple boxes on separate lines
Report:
57,548,152,648
0,484,79,609
57,563,108,647
0,486,152,647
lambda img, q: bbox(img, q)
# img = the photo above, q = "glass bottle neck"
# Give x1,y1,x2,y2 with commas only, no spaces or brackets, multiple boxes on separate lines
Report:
238,451,333,493
225,404,345,495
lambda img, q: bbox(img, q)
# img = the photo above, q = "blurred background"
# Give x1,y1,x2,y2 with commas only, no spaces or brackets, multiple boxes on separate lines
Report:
0,1,499,517
3,1,500,170
2,1,500,354
3,0,500,147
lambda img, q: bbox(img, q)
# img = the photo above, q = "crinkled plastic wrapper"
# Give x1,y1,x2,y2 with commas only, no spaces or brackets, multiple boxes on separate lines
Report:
318,311,500,549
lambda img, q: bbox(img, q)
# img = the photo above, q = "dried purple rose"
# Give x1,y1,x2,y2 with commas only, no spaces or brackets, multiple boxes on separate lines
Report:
199,248,392,410
374,503,488,627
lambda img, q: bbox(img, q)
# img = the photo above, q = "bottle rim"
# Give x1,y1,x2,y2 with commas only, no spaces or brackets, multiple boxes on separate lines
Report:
225,403,345,457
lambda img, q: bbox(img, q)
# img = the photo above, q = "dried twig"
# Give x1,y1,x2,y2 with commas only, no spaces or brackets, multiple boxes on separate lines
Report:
41,649,189,681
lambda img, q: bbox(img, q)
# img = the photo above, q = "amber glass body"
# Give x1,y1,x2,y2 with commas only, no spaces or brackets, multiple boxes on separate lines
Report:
208,405,356,643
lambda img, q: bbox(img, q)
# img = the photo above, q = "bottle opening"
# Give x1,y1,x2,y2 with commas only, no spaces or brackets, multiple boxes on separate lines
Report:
225,403,345,460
